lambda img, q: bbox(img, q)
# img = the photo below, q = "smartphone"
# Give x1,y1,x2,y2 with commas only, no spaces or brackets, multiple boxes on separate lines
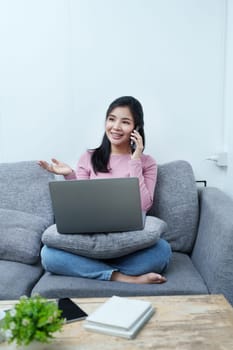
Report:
130,125,140,152
58,298,88,323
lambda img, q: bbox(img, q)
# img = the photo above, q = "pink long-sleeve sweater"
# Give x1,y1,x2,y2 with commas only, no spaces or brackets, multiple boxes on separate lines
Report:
65,151,157,212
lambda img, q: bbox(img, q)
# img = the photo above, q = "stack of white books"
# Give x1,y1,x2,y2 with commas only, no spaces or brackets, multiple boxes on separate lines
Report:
84,295,154,339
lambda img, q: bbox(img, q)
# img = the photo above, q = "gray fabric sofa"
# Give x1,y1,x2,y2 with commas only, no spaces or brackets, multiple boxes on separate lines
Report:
0,160,233,306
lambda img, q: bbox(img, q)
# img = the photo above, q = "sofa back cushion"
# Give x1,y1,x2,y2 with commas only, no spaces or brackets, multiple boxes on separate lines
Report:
0,161,54,264
148,160,199,253
0,161,54,224
0,208,50,264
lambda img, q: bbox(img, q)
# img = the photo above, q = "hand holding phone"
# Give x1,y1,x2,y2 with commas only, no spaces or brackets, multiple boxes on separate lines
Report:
58,298,88,323
130,125,140,152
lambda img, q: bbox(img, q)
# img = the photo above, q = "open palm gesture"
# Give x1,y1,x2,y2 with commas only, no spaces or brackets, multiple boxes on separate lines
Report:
38,158,73,176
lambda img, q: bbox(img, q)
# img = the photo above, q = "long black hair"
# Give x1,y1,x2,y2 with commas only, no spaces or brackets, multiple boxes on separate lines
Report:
91,96,145,174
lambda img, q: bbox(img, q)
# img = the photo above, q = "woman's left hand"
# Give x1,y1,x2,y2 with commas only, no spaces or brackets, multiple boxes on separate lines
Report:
130,129,144,160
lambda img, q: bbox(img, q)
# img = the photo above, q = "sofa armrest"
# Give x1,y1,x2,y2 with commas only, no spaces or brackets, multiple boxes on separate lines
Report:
191,187,233,304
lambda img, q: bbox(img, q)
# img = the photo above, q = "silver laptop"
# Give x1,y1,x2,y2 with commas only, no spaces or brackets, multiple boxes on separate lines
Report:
49,177,145,234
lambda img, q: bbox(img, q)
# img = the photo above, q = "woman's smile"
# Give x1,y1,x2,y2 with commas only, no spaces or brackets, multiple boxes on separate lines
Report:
110,131,124,140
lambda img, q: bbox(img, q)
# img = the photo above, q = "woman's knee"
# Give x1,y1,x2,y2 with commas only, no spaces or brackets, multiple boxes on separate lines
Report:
40,245,63,271
41,245,52,270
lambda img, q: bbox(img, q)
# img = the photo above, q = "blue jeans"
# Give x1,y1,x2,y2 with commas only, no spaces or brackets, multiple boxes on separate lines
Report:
41,239,172,281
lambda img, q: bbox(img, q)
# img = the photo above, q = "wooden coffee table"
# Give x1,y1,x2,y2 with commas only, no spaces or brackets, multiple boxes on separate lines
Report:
0,294,233,349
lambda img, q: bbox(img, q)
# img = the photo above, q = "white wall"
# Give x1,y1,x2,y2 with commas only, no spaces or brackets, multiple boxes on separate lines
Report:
0,0,75,162
0,0,232,194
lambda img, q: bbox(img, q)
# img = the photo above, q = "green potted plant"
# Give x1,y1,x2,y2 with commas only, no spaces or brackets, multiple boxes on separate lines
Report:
0,294,64,346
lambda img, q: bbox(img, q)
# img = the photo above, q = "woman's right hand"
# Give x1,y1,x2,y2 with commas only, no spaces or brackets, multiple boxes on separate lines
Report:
38,158,73,176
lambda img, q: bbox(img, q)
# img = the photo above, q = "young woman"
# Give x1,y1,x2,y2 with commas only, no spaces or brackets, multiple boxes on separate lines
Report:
38,96,172,284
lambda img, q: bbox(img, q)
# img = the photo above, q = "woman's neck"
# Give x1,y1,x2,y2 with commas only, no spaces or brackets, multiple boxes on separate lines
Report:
111,144,131,155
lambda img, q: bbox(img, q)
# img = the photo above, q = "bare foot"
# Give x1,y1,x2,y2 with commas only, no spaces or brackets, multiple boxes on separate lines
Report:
111,272,166,284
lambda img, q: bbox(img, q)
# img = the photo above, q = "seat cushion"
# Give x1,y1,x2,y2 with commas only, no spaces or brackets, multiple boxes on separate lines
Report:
0,209,50,264
42,216,167,259
0,260,43,299
148,161,199,253
32,252,208,298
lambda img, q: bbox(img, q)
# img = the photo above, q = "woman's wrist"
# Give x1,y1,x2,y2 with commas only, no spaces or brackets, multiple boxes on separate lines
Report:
67,168,74,175
64,169,76,179
131,154,142,161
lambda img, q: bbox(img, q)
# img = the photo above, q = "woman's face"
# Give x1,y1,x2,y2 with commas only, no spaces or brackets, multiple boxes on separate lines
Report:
105,106,135,151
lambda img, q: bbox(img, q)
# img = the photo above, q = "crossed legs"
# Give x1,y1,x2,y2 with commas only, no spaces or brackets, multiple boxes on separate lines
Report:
41,239,172,284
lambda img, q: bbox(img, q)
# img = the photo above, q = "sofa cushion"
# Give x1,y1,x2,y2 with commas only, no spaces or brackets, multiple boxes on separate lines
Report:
148,160,199,253
0,161,54,225
0,209,50,264
32,252,208,298
0,260,43,299
192,187,233,305
42,216,167,259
